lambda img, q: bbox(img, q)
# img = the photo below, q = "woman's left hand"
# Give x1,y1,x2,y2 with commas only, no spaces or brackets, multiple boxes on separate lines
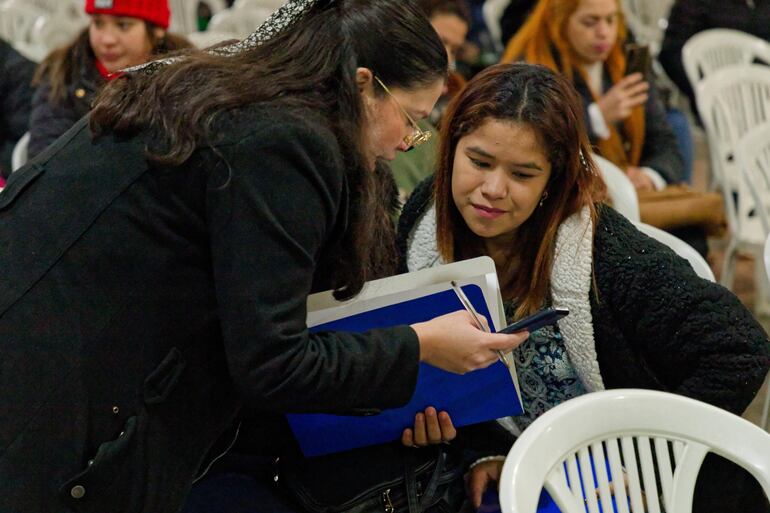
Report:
401,407,456,447
466,459,504,508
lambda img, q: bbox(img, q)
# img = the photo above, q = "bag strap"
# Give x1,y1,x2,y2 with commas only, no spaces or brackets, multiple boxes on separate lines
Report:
404,446,448,513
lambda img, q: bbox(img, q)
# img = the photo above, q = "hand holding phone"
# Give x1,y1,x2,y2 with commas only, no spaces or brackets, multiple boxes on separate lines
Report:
498,307,569,334
624,43,651,79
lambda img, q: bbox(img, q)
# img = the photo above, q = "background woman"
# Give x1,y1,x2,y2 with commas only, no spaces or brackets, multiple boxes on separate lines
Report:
398,63,770,513
501,0,682,193
28,0,192,157
0,2,527,512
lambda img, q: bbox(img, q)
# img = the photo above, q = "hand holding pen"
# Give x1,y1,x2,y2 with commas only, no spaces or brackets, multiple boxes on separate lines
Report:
410,299,529,375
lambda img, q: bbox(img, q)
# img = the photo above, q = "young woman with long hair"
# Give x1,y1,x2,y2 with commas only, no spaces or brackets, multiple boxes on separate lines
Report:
398,63,770,513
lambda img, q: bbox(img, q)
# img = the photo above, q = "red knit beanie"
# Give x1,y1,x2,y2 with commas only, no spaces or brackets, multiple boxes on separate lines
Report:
85,0,171,29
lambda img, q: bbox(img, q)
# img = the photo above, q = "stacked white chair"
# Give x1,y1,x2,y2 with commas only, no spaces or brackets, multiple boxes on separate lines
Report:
633,222,715,282
696,65,770,312
683,29,770,94
11,132,30,174
186,30,239,50
169,0,228,35
593,154,641,223
0,0,48,61
234,0,287,11
499,389,770,513
620,0,675,57
207,6,274,39
738,124,770,430
482,0,511,53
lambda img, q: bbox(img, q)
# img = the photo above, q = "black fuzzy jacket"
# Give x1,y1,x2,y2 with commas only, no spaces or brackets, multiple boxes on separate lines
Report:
0,105,420,513
398,178,770,512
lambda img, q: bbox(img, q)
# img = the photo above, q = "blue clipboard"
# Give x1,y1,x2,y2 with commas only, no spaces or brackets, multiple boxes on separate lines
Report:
286,284,523,457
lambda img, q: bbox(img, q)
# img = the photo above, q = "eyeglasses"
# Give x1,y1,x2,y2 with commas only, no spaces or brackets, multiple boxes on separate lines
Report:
374,76,432,149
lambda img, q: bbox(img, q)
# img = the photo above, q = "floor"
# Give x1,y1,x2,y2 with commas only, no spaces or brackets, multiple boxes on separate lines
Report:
691,130,769,430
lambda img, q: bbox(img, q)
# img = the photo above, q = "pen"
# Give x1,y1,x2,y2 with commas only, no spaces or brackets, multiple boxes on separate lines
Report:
449,280,510,367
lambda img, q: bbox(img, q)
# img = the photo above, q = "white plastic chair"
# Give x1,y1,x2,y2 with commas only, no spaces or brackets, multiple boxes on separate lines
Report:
683,29,770,96
499,389,770,513
696,65,770,310
620,0,675,57
0,0,46,45
763,233,770,431
593,154,641,223
186,30,239,50
739,124,770,431
234,0,287,12
482,0,511,53
207,6,273,39
633,222,715,282
169,0,228,34
11,132,30,173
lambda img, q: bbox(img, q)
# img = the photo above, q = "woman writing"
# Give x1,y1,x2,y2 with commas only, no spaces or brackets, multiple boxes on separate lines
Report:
398,63,770,513
0,2,526,512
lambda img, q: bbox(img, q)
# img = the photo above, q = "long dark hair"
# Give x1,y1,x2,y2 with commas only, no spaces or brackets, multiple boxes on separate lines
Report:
435,63,604,318
90,0,447,299
32,23,191,106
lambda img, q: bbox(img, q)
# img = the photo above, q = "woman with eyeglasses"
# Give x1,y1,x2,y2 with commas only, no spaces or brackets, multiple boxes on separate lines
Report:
0,1,528,512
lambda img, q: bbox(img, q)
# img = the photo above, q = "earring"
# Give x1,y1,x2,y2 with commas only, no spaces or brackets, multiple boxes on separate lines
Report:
539,190,549,207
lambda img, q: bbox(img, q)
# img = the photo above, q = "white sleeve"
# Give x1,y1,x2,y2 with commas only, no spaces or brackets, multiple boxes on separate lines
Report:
588,102,611,140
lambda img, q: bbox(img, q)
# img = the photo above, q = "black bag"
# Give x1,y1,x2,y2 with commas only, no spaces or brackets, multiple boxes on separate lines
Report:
275,443,470,513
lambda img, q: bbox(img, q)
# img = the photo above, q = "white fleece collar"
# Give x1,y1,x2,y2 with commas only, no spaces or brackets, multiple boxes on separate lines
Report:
406,204,605,392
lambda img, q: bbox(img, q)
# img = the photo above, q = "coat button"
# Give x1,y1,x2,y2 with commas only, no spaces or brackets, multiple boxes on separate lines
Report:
70,485,86,499
75,88,86,98
112,406,119,414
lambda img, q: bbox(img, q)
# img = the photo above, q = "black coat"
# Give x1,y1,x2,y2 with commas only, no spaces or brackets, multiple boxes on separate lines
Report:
0,105,420,513
398,179,770,512
0,40,35,178
660,0,770,111
572,68,684,184
28,54,102,159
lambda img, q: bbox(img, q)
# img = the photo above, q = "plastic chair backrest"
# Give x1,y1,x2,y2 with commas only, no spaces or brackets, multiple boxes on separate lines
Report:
30,15,86,53
633,222,715,281
738,122,770,236
593,154,640,223
696,65,770,244
683,29,770,93
169,0,228,34
620,0,674,56
11,132,30,173
207,6,273,39
482,0,511,53
186,30,239,50
0,0,46,44
234,0,287,11
499,389,770,513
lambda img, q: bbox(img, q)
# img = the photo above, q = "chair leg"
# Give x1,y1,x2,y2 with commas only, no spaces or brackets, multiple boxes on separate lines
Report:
761,373,770,431
753,245,770,317
720,241,738,289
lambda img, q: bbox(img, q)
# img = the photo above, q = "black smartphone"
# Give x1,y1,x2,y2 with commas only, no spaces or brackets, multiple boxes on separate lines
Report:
498,307,569,334
624,43,651,79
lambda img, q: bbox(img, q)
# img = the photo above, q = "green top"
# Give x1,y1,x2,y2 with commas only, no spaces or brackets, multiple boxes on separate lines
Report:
389,119,439,202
